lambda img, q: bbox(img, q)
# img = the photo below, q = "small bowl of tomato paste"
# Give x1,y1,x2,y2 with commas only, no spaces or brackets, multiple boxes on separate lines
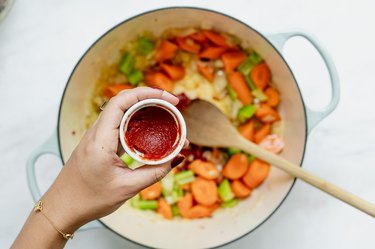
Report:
119,99,187,165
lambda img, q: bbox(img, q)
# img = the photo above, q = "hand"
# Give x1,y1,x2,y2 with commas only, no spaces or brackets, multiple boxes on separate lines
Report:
42,87,186,232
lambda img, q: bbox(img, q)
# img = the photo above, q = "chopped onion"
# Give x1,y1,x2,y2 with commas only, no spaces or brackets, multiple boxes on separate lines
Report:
214,60,224,68
202,150,212,161
213,71,228,95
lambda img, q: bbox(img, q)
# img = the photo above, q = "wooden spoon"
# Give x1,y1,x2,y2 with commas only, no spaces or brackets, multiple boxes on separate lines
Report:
183,99,375,217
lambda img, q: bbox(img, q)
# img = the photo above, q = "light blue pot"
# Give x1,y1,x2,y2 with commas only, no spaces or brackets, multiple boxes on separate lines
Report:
26,7,339,249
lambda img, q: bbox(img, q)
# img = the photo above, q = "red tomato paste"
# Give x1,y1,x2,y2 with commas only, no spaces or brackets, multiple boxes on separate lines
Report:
125,106,179,160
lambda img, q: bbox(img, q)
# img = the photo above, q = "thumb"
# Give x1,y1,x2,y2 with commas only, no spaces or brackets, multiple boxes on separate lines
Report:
129,154,185,192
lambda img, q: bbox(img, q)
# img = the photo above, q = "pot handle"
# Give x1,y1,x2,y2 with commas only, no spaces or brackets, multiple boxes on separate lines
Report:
26,130,103,231
266,30,340,132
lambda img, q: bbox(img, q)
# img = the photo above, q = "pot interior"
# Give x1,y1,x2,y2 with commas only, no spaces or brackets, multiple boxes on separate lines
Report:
59,7,307,249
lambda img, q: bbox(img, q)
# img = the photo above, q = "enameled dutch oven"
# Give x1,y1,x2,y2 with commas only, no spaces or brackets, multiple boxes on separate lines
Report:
26,7,340,249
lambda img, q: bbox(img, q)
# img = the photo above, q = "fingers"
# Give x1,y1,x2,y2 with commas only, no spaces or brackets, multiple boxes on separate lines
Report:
125,153,186,191
97,87,179,133
127,163,172,192
184,139,190,148
170,154,185,168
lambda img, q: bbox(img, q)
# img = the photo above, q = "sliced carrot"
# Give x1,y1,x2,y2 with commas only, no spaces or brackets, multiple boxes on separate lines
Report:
177,193,193,218
144,71,174,92
242,159,271,189
189,159,219,180
254,123,271,144
203,30,228,47
265,87,280,107
191,177,218,206
160,63,185,81
250,63,271,90
222,153,248,180
185,205,216,219
231,180,252,198
226,45,241,52
221,51,246,73
199,47,227,60
157,198,173,219
239,119,255,142
176,37,201,54
189,32,208,43
155,40,178,62
255,103,280,123
140,182,162,200
227,72,253,105
214,174,224,185
208,203,220,212
181,183,191,191
196,60,215,82
259,134,285,154
103,84,133,98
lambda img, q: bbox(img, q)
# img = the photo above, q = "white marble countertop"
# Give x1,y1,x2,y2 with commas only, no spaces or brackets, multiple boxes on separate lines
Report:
1,0,375,248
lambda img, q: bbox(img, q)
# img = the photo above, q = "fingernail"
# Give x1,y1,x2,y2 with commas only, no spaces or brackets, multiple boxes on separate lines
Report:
171,155,185,168
150,87,163,91
184,139,190,148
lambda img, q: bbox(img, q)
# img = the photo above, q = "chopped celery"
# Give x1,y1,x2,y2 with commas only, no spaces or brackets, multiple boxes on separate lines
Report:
218,179,235,202
227,85,237,100
131,195,158,210
119,52,135,75
178,187,184,197
237,105,256,123
164,185,183,204
175,170,195,185
221,198,238,208
238,58,253,75
249,52,262,64
165,195,175,204
227,147,241,156
162,189,170,198
238,52,262,75
128,69,144,86
161,172,175,195
252,89,268,102
130,194,140,208
239,52,262,91
127,160,144,170
171,191,179,202
172,205,180,216
176,176,195,186
120,153,134,166
172,188,183,201
137,200,158,210
175,170,194,181
244,74,257,91
173,184,184,196
137,37,155,55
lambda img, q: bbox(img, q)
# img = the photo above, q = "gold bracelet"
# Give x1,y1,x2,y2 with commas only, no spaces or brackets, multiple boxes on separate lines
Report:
34,200,75,240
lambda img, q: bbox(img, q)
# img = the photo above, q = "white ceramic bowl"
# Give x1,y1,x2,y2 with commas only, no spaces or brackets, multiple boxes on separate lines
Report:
119,98,187,165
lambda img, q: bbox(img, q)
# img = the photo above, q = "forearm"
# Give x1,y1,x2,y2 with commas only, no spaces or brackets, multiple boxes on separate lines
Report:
11,169,84,249
11,210,68,249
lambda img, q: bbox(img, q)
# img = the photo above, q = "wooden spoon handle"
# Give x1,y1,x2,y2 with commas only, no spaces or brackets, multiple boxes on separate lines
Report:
237,137,375,218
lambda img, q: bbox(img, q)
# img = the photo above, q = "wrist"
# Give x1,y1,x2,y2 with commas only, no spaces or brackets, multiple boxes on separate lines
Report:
41,165,92,233
42,186,83,233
